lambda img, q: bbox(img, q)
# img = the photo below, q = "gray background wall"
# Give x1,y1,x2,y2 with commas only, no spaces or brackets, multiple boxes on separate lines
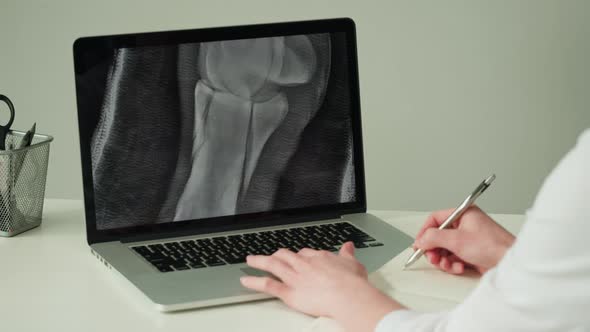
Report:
1,0,589,214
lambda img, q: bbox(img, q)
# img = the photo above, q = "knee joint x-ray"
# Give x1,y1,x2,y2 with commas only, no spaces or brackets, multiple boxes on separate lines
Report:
78,32,356,230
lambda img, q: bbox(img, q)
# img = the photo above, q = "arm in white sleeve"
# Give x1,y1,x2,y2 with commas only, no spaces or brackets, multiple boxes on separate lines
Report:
377,129,590,332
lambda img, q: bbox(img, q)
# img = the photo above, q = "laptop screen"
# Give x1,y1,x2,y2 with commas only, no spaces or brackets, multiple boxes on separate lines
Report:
74,19,365,236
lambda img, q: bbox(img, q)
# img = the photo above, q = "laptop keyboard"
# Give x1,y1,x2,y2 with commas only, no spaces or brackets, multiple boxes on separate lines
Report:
131,222,383,273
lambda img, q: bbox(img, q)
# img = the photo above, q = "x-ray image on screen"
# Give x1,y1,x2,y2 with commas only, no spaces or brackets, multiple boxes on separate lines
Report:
76,33,356,230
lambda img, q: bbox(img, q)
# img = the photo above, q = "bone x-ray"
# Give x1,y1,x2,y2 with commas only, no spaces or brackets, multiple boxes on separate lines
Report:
76,33,356,230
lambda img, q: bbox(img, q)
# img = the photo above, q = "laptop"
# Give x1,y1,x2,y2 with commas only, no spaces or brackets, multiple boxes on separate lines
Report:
73,18,412,312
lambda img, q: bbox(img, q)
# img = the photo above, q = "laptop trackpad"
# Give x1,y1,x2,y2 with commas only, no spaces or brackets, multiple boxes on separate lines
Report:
240,267,274,278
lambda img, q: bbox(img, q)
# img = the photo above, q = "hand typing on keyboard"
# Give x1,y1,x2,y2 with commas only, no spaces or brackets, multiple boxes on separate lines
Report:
241,243,402,332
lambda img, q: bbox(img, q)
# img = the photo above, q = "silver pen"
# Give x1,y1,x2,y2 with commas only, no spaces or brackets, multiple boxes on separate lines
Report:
403,174,496,269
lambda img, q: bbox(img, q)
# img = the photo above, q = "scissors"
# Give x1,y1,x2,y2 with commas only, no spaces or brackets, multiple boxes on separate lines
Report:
0,94,15,150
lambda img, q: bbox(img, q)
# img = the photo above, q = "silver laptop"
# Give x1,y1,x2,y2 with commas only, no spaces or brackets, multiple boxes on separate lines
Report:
73,18,412,311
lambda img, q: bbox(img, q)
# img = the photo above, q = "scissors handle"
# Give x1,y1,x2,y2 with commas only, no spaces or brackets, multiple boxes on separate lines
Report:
0,94,16,150
0,95,15,129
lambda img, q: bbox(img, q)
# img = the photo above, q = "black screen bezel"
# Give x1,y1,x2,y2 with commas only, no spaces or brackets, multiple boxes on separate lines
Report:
73,18,366,245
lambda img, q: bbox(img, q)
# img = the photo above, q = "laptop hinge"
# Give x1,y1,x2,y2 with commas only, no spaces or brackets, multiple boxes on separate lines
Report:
120,212,343,244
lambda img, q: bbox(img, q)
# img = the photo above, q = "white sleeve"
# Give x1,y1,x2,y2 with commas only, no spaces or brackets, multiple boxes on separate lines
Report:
376,129,590,332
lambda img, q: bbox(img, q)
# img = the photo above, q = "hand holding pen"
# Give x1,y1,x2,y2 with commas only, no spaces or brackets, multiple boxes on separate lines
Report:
405,175,516,274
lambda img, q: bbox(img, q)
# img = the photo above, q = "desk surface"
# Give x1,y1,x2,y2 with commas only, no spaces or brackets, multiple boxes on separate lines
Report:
0,199,525,332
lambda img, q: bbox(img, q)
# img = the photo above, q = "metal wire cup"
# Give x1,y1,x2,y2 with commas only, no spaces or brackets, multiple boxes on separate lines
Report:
0,130,53,237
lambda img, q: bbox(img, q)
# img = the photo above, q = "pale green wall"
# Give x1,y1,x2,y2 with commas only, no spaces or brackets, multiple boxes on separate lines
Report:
1,0,589,214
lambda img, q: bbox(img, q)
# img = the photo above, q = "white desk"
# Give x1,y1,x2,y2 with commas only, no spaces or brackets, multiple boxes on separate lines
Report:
0,199,524,332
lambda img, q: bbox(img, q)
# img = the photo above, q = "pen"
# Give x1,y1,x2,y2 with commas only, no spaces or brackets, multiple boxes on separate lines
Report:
14,123,36,180
19,122,36,149
403,174,496,269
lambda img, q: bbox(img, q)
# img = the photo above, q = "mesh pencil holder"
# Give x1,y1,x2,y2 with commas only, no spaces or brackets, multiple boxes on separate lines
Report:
0,130,53,237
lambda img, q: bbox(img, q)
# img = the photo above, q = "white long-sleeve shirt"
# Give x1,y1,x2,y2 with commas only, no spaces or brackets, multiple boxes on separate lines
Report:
376,129,590,332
